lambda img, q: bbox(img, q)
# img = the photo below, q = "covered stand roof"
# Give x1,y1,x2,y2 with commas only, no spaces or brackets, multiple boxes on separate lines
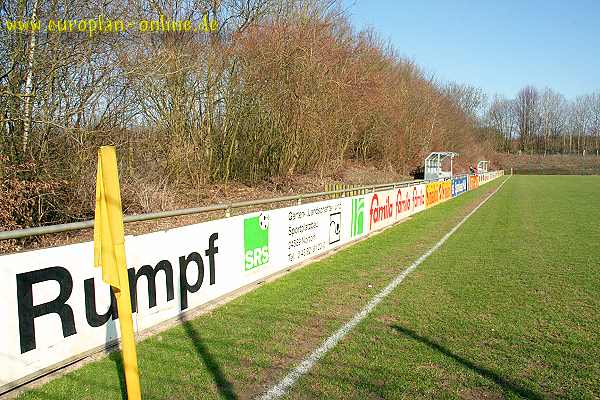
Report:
477,160,489,173
424,152,458,181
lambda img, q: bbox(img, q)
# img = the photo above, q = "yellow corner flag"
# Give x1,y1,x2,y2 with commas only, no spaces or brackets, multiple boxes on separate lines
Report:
94,146,141,400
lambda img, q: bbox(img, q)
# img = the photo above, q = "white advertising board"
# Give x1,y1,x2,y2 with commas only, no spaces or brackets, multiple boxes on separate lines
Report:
365,184,426,233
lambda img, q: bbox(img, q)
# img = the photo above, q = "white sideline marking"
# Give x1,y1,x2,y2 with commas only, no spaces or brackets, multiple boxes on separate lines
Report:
257,177,510,400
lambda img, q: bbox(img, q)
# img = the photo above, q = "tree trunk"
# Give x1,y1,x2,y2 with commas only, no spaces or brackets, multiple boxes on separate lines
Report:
21,0,40,156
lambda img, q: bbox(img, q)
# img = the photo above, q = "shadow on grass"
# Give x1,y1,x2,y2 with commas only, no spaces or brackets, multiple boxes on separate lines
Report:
179,316,239,400
107,352,127,400
105,317,238,399
391,325,545,400
106,318,127,400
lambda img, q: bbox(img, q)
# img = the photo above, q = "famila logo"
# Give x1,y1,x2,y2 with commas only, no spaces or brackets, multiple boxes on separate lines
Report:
395,189,411,214
413,186,425,208
351,197,364,237
369,193,393,229
244,212,270,271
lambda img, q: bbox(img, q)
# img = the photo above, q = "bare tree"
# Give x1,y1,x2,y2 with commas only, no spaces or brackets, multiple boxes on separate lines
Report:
591,93,600,156
569,95,593,155
514,86,540,153
539,88,567,155
443,82,487,121
487,95,515,152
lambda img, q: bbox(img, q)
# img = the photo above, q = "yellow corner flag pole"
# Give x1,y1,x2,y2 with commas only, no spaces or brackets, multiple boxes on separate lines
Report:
93,146,142,400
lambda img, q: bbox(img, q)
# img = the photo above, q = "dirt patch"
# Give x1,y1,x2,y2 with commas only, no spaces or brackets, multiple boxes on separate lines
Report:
521,360,550,378
376,315,397,325
459,387,504,400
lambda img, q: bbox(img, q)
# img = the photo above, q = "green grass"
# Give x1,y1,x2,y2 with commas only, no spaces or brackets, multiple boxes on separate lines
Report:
287,176,600,400
16,176,600,399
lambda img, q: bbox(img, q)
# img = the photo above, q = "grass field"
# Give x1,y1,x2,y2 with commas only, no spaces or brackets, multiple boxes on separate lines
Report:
16,176,600,400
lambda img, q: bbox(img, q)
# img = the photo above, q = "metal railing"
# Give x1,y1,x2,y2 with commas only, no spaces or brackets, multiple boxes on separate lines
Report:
324,183,369,198
0,179,427,241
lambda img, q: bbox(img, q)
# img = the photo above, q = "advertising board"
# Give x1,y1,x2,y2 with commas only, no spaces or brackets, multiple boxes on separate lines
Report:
441,180,452,201
452,176,468,197
469,175,479,190
425,182,440,208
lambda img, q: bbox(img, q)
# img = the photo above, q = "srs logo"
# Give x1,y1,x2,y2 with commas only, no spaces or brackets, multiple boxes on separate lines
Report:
244,212,270,271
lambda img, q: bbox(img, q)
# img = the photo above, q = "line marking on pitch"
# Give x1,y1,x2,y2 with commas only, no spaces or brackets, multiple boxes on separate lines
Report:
257,176,511,400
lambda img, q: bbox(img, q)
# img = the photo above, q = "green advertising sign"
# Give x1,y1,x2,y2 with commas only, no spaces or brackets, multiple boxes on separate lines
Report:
244,213,269,271
351,197,364,237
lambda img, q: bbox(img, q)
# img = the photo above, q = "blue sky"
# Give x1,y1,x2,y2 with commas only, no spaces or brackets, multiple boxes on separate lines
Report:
343,0,600,100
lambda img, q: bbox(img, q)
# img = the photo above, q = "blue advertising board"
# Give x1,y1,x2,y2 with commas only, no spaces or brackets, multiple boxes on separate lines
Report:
451,176,468,197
